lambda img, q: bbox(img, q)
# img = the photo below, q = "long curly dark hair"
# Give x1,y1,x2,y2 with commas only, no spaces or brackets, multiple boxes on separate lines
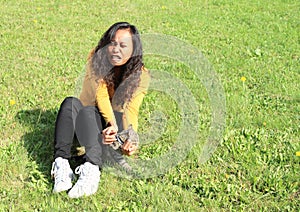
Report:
91,22,143,107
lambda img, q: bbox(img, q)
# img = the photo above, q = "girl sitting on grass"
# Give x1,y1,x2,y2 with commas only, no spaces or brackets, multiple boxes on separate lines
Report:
51,22,150,198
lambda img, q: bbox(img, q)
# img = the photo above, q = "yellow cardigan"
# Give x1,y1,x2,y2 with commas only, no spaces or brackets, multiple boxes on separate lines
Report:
79,50,150,131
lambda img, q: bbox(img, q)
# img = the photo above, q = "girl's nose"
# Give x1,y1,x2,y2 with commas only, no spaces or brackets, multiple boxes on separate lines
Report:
112,43,120,53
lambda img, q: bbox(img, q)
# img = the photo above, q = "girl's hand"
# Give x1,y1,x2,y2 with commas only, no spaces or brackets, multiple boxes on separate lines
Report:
102,126,117,144
122,140,138,156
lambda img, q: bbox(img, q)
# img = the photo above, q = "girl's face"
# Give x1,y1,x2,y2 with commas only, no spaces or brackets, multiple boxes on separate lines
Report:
107,29,133,66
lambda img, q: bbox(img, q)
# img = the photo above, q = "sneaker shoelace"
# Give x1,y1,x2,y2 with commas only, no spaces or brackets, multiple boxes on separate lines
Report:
74,165,91,186
74,163,99,186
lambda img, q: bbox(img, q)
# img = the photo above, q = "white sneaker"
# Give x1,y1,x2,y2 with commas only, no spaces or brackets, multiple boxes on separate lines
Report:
51,157,74,193
68,162,100,198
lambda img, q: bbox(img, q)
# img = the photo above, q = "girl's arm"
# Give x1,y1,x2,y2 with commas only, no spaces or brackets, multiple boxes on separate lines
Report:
123,68,150,131
96,80,117,130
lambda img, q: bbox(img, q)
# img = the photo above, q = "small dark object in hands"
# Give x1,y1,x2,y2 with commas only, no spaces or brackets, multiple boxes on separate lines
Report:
110,125,139,150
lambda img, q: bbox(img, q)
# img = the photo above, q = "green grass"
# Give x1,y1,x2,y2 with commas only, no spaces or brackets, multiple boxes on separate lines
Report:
1,0,299,211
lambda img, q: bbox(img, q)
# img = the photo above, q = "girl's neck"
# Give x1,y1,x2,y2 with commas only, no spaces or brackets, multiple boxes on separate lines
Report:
113,66,124,85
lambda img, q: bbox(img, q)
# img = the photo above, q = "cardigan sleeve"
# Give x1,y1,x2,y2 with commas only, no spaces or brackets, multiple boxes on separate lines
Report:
123,68,150,131
96,81,116,127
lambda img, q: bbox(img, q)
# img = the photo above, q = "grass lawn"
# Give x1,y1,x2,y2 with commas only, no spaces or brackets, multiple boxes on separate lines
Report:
0,0,299,211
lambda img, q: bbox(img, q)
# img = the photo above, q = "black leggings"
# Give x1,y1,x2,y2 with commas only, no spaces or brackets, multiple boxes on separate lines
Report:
54,97,124,167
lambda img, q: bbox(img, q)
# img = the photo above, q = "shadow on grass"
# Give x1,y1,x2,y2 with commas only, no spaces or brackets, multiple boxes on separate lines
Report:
15,108,83,182
16,109,57,180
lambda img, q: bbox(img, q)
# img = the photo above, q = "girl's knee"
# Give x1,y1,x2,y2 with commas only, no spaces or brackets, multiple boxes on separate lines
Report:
61,97,82,107
61,97,83,110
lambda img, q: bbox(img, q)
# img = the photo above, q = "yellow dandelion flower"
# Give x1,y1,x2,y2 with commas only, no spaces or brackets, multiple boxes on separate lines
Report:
263,122,266,126
296,151,300,157
161,5,166,10
9,100,16,106
241,76,246,82
33,19,38,23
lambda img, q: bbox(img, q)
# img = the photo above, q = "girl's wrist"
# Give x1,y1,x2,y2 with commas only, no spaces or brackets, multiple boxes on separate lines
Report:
107,121,118,132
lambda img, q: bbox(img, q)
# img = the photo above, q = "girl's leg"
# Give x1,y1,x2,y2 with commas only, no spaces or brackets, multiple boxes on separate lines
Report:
54,97,83,159
52,97,83,193
75,107,130,170
68,106,103,198
75,106,105,166
68,107,132,198
74,108,127,167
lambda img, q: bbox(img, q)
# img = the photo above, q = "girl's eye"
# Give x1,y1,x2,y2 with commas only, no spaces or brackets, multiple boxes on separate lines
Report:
120,44,127,48
110,41,117,46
